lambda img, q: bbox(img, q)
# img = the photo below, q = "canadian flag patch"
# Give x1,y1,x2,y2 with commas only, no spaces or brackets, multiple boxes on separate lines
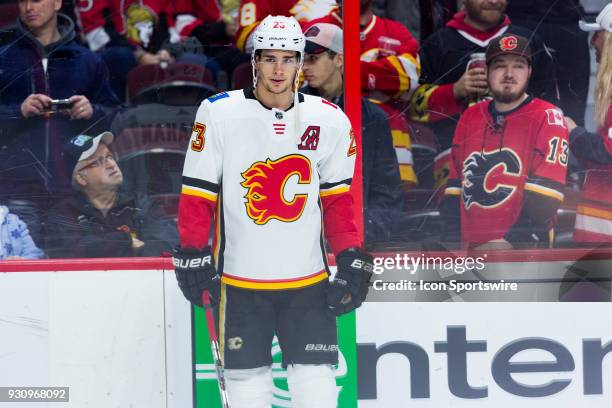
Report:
545,108,565,127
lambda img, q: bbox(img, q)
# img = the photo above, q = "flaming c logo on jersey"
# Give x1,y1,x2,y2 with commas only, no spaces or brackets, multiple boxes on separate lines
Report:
241,154,312,225
462,148,522,209
500,36,518,51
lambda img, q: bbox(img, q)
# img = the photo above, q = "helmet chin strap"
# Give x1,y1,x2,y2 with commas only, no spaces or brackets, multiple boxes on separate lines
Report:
293,60,303,144
251,55,258,89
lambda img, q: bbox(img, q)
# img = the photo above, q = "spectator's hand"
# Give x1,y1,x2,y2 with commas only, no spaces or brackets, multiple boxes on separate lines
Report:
138,51,160,65
225,19,237,37
474,239,512,251
132,237,145,249
564,116,577,132
20,94,52,118
157,49,174,63
138,50,175,66
453,68,488,100
68,95,93,120
6,256,24,260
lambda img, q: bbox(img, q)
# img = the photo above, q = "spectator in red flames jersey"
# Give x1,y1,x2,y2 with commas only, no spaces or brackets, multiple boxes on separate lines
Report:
442,34,568,250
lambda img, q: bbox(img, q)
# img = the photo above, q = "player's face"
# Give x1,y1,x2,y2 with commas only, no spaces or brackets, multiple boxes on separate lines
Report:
488,54,531,104
76,144,123,190
591,30,605,64
464,0,506,27
302,52,341,89
256,50,300,96
18,0,61,31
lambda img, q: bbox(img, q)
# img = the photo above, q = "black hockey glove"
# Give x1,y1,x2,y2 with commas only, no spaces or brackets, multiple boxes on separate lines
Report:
173,247,221,307
327,248,374,316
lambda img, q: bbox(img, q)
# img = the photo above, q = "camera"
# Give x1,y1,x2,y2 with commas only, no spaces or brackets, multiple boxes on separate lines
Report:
43,99,73,113
50,99,73,109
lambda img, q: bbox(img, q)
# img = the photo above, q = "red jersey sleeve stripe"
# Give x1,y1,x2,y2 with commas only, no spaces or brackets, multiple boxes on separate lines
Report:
320,193,361,255
178,193,216,249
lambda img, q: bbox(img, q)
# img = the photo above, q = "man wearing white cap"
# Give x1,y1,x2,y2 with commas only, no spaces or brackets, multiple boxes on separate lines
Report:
45,132,177,257
565,3,612,244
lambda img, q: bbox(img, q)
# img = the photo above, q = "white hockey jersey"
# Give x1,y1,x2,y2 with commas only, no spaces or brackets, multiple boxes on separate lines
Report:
180,89,357,290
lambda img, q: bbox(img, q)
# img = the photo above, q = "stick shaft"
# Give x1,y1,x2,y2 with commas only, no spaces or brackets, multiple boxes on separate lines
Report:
201,290,230,408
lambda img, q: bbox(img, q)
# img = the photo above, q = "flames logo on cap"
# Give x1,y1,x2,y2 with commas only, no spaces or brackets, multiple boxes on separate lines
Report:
241,155,312,225
500,36,518,51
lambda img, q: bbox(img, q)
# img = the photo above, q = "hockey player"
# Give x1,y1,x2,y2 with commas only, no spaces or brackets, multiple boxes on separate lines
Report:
172,15,373,407
442,34,568,250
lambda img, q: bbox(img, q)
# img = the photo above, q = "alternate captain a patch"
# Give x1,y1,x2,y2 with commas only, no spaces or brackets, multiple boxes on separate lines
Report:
298,126,320,150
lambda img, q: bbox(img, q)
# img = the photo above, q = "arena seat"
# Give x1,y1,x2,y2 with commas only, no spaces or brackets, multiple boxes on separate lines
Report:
231,62,253,90
126,62,217,105
0,3,18,29
112,126,190,203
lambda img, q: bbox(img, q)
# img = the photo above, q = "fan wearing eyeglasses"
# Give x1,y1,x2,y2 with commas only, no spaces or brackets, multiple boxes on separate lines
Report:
44,132,178,258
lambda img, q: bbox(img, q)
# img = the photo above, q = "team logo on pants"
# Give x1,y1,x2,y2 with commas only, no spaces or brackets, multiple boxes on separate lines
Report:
462,148,522,209
241,154,312,225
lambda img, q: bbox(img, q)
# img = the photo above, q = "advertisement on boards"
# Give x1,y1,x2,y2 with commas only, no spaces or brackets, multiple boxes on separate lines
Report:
357,302,612,407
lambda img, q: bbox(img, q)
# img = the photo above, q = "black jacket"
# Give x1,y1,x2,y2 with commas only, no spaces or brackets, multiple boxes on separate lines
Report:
45,191,178,258
506,0,585,23
301,86,404,242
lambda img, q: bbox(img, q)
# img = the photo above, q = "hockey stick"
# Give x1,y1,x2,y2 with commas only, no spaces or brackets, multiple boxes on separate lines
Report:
201,290,230,408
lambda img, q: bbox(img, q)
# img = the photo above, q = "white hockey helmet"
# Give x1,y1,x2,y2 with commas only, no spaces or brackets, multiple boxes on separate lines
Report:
252,15,305,56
